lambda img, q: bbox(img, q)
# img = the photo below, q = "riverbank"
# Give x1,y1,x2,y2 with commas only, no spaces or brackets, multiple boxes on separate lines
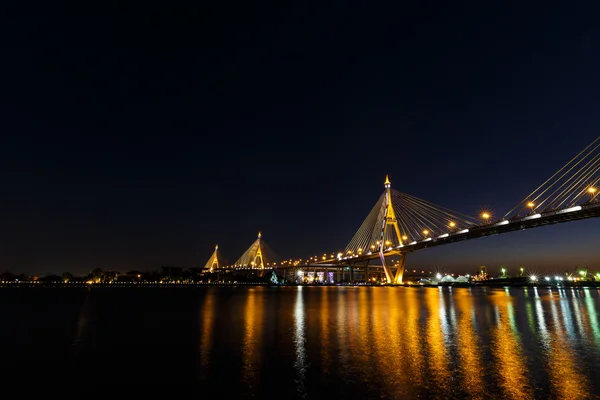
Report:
1,280,600,288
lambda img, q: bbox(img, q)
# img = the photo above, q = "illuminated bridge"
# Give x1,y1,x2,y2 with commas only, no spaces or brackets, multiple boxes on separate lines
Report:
216,136,600,284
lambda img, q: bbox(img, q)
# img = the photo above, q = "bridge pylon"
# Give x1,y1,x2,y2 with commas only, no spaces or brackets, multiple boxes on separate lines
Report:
203,244,227,273
378,175,406,283
343,175,477,284
232,231,280,269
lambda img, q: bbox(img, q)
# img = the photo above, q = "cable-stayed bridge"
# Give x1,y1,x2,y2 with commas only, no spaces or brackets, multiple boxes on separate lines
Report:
211,136,600,284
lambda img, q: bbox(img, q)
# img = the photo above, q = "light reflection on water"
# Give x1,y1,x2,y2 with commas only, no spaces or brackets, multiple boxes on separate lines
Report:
455,289,485,399
490,290,533,399
198,289,215,380
293,286,307,398
425,286,451,394
7,285,600,398
223,285,600,399
241,288,264,392
585,289,600,345
546,289,590,399
319,287,331,377
384,288,409,396
403,288,425,391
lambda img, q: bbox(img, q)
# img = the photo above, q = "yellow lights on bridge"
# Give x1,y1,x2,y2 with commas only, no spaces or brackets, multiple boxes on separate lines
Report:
481,212,491,220
449,222,456,228
422,229,429,236
527,201,535,208
402,235,408,241
589,187,597,194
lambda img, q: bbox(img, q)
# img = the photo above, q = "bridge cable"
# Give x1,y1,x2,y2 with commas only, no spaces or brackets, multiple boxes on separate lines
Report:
504,136,600,218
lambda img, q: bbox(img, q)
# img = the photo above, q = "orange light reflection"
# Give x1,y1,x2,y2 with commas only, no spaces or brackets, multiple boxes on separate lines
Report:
199,290,216,380
544,292,590,399
455,289,485,399
425,288,451,393
489,292,533,399
241,289,264,390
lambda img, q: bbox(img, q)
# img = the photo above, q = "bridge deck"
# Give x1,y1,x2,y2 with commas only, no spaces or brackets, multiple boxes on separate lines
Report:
335,201,600,262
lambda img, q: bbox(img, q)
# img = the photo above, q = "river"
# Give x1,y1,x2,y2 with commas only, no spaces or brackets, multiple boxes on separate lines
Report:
1,285,599,398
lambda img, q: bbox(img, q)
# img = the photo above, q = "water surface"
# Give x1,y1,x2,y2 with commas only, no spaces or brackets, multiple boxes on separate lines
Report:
1,286,599,399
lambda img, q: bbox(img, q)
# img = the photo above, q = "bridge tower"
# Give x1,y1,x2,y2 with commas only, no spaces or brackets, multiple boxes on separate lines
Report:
379,175,407,284
233,231,280,270
203,244,227,273
254,232,265,268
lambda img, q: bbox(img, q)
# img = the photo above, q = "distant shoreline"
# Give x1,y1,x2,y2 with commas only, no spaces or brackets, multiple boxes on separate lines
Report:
1,281,599,289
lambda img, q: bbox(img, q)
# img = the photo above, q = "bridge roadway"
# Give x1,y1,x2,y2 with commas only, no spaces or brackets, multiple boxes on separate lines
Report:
327,201,600,263
264,201,600,274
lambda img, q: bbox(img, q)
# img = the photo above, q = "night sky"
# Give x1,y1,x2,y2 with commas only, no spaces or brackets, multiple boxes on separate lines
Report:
2,3,599,276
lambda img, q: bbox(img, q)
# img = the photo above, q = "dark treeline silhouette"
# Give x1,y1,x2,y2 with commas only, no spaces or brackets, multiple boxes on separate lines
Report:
0,266,284,284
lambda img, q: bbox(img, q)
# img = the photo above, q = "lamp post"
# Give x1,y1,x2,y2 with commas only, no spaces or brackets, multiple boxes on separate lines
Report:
588,187,597,202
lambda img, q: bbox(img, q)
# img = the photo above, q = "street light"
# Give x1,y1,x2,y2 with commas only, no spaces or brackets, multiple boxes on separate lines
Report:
589,187,598,201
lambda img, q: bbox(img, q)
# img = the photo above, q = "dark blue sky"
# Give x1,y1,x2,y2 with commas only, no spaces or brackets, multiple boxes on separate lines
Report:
1,3,599,276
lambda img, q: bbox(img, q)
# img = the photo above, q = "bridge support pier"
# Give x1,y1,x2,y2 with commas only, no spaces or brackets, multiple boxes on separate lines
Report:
393,254,406,284
379,252,407,284
379,251,394,284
